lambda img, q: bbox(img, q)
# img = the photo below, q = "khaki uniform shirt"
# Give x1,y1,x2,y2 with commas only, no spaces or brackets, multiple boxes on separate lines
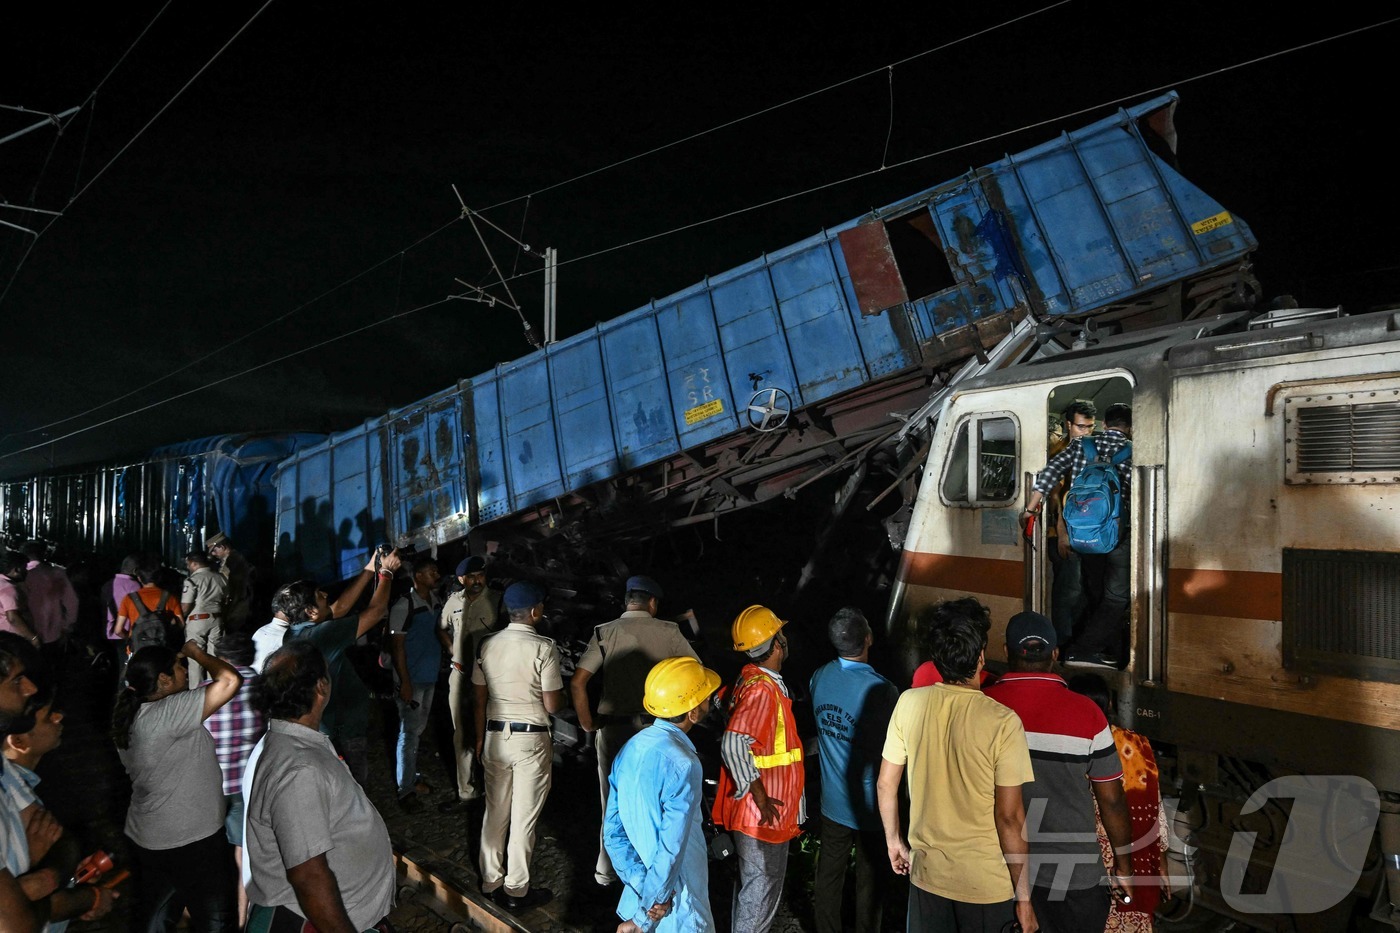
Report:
576,611,697,716
472,623,562,727
181,566,228,615
439,588,500,666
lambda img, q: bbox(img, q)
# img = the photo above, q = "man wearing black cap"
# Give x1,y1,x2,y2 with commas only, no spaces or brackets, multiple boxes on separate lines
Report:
984,611,1133,933
472,581,564,912
438,556,501,804
571,575,697,887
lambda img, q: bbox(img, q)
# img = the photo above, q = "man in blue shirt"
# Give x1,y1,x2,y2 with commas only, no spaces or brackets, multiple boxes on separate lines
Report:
388,556,444,812
809,607,900,933
604,656,721,933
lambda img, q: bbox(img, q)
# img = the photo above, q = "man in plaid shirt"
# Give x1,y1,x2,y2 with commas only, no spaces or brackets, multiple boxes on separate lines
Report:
1022,403,1133,669
203,631,265,927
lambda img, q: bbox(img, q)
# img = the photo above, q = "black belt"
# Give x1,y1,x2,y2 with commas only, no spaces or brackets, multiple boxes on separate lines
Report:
486,720,549,733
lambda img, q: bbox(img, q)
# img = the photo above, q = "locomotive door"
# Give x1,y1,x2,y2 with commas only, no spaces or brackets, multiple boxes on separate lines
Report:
1027,375,1136,661
894,368,1135,665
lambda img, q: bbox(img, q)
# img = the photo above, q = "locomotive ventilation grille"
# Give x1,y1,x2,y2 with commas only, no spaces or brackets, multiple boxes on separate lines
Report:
1285,392,1400,483
1283,548,1400,684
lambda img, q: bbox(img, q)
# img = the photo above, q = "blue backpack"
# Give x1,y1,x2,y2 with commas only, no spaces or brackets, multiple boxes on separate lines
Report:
1062,438,1132,554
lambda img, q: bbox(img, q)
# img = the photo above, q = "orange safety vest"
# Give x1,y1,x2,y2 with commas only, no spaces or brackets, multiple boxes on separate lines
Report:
712,664,805,844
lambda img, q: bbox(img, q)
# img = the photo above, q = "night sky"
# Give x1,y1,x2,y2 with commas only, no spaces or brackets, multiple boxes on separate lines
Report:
2,3,1396,479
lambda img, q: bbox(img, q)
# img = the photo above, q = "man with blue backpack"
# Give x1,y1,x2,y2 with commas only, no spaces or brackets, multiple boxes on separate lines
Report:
1022,403,1133,669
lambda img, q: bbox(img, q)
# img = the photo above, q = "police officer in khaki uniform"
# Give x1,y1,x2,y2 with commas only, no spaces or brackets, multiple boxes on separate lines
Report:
472,581,563,912
207,533,252,634
438,556,501,804
569,575,698,886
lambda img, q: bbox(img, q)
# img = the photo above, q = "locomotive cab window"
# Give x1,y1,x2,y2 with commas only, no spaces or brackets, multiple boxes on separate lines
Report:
940,413,1018,505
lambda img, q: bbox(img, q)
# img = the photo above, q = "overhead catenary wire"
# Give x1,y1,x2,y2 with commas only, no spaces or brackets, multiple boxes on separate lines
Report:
490,15,1400,283
0,295,457,462
0,0,275,308
4,11,1394,464
0,1,1067,449
475,1,1071,214
0,213,463,448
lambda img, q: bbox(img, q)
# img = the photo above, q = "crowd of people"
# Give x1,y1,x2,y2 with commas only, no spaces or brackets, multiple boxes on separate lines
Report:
0,511,1171,933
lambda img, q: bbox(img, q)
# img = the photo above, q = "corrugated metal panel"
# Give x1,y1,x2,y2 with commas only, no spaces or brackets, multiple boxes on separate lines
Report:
499,356,567,510
830,236,920,379
470,372,510,524
657,290,740,449
549,337,618,491
770,240,869,402
275,423,385,582
712,258,805,417
599,314,677,471
979,92,1253,318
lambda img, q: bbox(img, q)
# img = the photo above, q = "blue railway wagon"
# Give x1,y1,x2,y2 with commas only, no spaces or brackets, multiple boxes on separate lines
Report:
276,92,1257,581
0,433,321,566
273,416,390,584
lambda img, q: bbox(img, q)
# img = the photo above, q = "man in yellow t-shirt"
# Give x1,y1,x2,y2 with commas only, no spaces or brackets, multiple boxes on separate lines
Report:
878,600,1038,932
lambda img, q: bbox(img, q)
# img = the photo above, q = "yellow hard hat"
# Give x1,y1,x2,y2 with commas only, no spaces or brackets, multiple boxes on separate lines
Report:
731,605,786,652
643,656,722,718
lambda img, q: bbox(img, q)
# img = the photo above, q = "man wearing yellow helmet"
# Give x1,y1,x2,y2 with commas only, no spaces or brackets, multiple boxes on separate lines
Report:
713,605,805,933
603,656,721,933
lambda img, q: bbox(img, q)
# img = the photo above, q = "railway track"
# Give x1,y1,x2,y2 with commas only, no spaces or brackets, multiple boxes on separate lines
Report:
392,842,589,933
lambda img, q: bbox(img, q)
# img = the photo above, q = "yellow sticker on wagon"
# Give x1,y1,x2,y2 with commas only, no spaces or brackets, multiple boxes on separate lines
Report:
684,399,724,425
1192,211,1233,235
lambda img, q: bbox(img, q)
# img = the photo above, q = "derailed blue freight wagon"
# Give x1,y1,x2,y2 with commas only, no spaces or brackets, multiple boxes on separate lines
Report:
276,92,1259,581
0,433,323,567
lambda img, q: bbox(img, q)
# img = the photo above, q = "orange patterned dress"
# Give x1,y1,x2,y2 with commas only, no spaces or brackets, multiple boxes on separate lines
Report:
1094,726,1170,933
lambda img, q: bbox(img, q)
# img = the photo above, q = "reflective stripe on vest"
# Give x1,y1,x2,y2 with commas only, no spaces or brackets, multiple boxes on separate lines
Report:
744,675,803,769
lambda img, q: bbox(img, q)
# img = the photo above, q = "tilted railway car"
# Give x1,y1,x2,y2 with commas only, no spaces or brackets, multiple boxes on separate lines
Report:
273,90,1260,582
891,305,1400,930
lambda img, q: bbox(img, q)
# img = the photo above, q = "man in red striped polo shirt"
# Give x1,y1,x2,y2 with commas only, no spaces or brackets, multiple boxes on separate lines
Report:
985,611,1134,932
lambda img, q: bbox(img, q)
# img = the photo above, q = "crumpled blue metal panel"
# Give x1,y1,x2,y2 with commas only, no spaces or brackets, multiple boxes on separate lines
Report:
979,91,1254,317
385,387,469,549
830,244,918,379
150,433,323,567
